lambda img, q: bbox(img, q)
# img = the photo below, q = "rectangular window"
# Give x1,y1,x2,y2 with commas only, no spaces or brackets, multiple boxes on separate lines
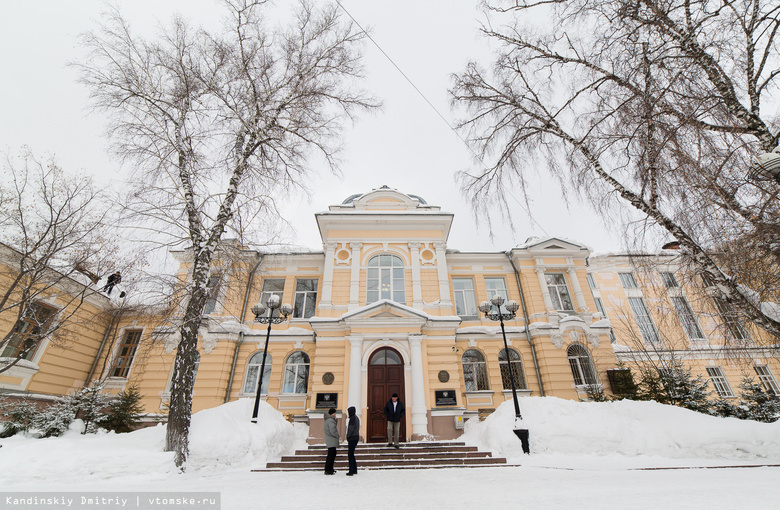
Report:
755,366,780,395
660,272,679,288
453,278,478,319
293,279,318,319
628,297,662,345
203,274,222,315
671,296,706,340
586,273,598,291
260,279,285,317
712,297,749,341
619,273,638,289
484,277,510,314
706,367,735,397
110,330,142,378
0,302,57,360
165,352,200,394
545,273,575,312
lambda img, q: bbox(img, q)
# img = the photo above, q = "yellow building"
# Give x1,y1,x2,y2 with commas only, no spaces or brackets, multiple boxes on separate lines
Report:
2,187,779,442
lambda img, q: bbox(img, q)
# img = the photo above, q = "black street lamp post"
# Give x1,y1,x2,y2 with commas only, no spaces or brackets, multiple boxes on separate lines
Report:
479,294,530,454
250,294,292,423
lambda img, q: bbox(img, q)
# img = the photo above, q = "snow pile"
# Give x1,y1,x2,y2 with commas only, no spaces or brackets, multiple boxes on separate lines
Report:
0,399,306,484
186,399,308,470
462,397,780,463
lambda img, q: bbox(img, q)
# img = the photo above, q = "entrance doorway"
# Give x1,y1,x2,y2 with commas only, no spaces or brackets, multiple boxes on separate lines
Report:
367,347,406,443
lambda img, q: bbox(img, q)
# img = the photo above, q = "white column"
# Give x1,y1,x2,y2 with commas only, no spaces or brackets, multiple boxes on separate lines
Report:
567,265,588,312
536,267,554,311
348,242,362,311
408,334,429,439
348,335,363,418
434,242,452,307
408,242,423,310
320,241,338,308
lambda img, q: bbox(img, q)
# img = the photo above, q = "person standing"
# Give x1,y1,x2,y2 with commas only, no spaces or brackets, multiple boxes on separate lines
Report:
346,406,360,476
102,271,121,295
383,393,405,448
323,408,339,475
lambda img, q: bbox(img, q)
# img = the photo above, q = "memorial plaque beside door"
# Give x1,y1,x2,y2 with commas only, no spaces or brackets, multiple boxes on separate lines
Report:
315,393,338,409
435,390,457,406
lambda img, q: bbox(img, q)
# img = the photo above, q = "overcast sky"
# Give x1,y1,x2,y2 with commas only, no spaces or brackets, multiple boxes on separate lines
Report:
0,0,627,256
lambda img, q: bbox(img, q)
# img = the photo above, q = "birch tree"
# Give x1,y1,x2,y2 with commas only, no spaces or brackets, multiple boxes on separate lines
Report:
450,1,780,338
77,0,377,467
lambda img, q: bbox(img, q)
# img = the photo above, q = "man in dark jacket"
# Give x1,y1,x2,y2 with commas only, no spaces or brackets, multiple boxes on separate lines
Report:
383,393,405,448
346,406,360,476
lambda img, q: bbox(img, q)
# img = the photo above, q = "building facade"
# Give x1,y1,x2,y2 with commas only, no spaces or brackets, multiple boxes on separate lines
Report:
2,187,779,442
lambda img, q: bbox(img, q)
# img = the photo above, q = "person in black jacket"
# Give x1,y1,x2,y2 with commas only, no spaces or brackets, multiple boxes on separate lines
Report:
346,406,360,476
383,393,405,448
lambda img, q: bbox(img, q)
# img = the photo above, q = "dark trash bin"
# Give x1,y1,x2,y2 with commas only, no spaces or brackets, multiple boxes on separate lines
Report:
513,428,530,454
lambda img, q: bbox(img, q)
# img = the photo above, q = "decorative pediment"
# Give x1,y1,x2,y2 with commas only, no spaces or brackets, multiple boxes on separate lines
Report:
342,299,429,322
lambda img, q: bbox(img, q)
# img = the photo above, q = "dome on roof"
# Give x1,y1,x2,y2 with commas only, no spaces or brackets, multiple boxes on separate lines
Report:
341,186,427,205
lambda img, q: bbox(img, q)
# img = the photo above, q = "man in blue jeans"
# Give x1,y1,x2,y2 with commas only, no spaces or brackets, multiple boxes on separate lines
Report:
383,393,405,448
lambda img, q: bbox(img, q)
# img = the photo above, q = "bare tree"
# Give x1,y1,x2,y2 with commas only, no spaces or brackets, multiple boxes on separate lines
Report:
76,0,378,467
0,150,127,374
450,1,780,338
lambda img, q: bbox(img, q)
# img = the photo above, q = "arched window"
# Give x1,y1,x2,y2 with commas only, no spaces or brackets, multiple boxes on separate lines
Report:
462,349,489,391
498,348,527,390
567,344,598,386
282,351,310,394
369,348,402,365
243,351,272,395
367,254,406,304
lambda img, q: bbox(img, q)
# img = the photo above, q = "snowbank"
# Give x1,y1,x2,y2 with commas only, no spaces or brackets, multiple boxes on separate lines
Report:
0,399,307,484
462,397,780,464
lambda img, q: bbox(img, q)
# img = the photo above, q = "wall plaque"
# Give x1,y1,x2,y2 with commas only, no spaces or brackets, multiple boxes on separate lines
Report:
435,390,457,406
438,370,450,383
322,372,335,385
315,392,338,409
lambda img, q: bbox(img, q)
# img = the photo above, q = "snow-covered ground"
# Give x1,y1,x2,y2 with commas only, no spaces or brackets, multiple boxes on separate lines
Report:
1,397,778,509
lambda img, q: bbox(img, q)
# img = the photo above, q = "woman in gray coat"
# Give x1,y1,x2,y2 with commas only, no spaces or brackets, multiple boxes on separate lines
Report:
323,408,339,475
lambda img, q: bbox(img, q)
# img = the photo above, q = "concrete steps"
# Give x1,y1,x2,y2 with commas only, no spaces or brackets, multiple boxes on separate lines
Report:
255,441,510,472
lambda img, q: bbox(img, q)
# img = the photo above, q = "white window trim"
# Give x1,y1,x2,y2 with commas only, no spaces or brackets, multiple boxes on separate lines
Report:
706,367,735,398
453,277,478,319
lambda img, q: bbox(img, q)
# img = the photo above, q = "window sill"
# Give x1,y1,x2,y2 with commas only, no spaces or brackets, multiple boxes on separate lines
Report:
501,389,532,398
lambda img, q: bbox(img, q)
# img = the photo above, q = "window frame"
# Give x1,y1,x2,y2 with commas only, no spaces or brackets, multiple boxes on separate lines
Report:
110,329,143,378
670,296,706,341
0,302,58,361
242,351,273,396
282,351,310,394
462,349,490,391
706,367,735,398
453,277,478,319
203,273,223,315
293,278,318,319
259,278,286,317
545,273,575,312
618,272,638,289
484,277,510,314
366,254,406,304
659,272,679,288
586,273,598,291
754,365,780,395
498,348,527,390
627,296,663,346
567,343,598,386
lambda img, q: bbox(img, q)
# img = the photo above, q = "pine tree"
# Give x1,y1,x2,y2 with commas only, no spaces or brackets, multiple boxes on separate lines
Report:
738,377,780,423
0,398,38,437
66,382,110,434
31,401,75,438
103,385,145,433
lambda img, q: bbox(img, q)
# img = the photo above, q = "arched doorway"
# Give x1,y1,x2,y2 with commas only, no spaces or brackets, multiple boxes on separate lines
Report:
367,347,406,443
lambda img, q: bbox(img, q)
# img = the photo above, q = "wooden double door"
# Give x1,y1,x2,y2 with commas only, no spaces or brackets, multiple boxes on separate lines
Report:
367,347,406,443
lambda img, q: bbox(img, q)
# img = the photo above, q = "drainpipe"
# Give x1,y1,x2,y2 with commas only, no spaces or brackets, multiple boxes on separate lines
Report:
87,308,121,383
507,251,545,396
224,253,263,403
